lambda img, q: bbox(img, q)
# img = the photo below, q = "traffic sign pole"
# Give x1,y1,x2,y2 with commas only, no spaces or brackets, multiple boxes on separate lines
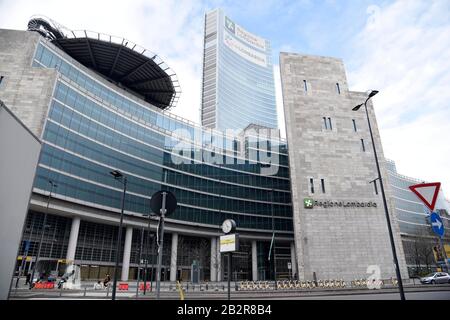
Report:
136,227,144,298
428,212,448,273
143,214,151,295
149,190,177,299
439,237,449,273
228,252,232,300
156,192,167,300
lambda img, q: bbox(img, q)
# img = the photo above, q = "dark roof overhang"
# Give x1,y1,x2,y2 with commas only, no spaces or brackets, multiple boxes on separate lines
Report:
28,16,180,110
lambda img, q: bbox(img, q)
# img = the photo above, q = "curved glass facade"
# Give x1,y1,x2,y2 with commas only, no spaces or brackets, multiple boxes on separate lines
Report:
386,159,449,236
32,40,293,233
201,9,278,131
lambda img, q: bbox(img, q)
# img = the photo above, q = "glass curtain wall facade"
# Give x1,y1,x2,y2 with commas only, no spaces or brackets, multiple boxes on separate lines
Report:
201,8,278,131
386,159,450,276
32,40,292,232
11,32,293,281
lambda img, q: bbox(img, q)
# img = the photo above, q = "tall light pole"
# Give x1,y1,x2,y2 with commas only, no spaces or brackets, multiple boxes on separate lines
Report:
110,170,127,301
29,179,57,288
353,90,406,300
268,189,277,287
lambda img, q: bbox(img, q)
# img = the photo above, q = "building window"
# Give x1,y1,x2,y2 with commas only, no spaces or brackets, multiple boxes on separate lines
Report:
321,179,326,193
310,178,314,194
328,117,332,130
352,119,357,132
336,83,340,94
303,80,307,92
323,117,328,130
361,139,366,152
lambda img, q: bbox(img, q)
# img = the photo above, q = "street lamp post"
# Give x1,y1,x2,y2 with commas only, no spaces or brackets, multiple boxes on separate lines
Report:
29,180,57,289
353,90,406,300
110,170,127,301
270,189,277,287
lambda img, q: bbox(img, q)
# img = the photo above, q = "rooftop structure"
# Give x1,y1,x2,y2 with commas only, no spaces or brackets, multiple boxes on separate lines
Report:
27,16,180,110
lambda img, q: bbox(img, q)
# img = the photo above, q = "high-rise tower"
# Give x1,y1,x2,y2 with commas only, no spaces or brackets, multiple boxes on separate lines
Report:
201,8,278,131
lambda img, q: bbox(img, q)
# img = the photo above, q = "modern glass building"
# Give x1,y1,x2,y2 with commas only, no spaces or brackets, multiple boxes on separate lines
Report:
386,159,450,275
201,8,278,131
0,17,295,283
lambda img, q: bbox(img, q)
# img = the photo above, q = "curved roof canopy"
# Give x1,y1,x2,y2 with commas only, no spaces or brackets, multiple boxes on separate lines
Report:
28,16,180,110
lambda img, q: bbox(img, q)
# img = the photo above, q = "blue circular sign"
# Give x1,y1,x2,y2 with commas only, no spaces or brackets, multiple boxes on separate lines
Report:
430,212,444,237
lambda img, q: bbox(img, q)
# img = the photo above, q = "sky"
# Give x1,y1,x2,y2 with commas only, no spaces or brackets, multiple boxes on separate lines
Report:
0,0,449,198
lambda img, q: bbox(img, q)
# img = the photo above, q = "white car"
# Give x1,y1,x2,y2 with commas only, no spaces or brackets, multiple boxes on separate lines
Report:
420,272,450,284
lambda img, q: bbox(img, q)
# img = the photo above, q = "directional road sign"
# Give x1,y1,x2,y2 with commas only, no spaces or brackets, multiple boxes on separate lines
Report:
430,212,445,238
150,190,177,216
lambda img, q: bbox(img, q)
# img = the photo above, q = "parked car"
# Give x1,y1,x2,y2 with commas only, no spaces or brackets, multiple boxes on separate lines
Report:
420,272,450,284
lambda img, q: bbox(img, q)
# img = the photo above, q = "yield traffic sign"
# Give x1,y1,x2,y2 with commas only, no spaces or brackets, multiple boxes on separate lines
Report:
408,182,441,212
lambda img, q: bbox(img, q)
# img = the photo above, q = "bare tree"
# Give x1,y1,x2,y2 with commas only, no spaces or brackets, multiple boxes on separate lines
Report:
403,229,435,277
177,236,210,281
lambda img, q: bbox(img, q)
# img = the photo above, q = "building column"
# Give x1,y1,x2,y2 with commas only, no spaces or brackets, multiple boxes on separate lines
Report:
65,217,81,273
121,226,133,281
210,237,217,282
216,237,222,281
252,240,258,281
169,233,178,282
290,242,297,279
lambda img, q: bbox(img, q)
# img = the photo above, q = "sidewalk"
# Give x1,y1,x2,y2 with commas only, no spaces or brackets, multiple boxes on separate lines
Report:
9,279,450,300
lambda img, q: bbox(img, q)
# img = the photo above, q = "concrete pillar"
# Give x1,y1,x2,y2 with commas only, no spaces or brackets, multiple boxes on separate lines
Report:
216,237,222,281
210,237,217,281
170,233,178,282
252,240,258,281
121,226,133,281
290,242,297,279
66,217,81,273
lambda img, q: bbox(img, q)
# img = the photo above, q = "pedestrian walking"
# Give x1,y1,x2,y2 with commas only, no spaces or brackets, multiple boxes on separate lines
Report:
25,273,31,285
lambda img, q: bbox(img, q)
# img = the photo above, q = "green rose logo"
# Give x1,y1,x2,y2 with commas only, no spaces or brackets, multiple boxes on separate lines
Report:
304,198,314,209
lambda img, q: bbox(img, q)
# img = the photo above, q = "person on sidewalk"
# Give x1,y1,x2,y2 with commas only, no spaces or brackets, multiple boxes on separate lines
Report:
103,274,111,288
25,273,31,285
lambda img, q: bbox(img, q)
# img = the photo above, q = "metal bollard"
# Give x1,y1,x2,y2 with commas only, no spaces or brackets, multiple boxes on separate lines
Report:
59,285,63,297
84,287,87,297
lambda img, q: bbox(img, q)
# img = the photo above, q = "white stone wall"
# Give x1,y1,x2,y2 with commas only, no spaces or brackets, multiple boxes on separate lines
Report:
0,29,56,138
0,103,41,299
280,52,408,282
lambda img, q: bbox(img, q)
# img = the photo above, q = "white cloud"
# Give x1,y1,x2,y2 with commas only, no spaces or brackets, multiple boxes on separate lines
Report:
273,64,286,138
1,0,449,199
0,0,205,123
347,0,450,198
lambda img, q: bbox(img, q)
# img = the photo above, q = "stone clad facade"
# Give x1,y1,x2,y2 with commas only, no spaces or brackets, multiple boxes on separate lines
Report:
0,30,56,137
280,52,408,281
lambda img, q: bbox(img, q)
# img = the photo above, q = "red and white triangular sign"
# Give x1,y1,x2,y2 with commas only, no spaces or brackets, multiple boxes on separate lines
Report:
408,182,441,212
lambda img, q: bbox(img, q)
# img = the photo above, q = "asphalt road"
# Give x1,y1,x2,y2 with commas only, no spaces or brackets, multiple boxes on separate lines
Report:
10,288,450,300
